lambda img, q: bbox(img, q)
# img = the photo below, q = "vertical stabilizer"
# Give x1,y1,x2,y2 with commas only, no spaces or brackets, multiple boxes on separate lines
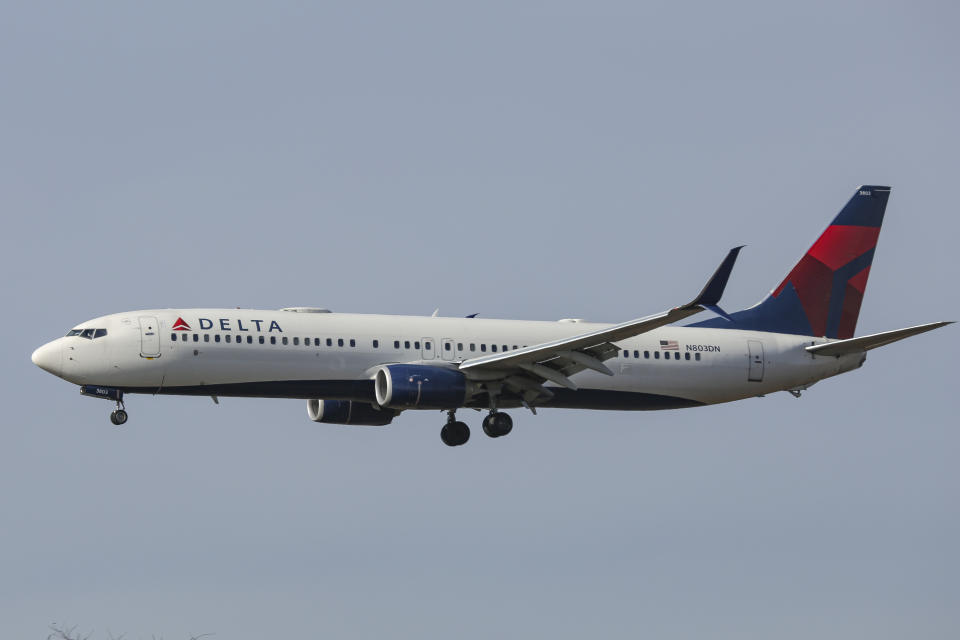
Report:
689,186,890,339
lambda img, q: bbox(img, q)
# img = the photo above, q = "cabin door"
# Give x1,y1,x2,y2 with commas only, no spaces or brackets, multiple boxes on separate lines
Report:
139,316,161,358
441,338,455,361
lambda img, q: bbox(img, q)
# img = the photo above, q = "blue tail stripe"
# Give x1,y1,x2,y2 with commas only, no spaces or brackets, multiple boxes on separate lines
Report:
688,283,815,335
824,248,875,338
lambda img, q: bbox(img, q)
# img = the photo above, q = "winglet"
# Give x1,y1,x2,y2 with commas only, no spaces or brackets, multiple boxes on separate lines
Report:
684,246,744,309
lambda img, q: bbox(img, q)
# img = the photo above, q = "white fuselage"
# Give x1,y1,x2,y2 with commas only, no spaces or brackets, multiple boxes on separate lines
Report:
32,308,865,410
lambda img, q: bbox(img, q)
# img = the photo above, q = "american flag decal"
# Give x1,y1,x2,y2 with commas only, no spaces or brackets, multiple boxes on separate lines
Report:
660,340,679,351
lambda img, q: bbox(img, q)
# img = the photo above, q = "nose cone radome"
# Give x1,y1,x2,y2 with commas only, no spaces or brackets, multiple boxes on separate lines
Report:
31,341,62,376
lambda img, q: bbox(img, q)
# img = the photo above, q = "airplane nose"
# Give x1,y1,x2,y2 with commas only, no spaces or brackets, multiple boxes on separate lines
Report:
31,341,62,376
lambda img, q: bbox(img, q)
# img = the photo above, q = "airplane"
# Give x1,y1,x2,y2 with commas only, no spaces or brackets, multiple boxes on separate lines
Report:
31,185,952,446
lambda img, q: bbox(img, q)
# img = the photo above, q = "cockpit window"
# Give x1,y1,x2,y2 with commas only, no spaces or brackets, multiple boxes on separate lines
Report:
67,328,107,339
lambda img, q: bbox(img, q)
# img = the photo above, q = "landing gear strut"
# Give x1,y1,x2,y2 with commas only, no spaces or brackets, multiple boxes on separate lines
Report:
440,410,470,447
482,411,513,438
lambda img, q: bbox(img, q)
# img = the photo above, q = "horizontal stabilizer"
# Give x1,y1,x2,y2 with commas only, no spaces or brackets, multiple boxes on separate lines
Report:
805,321,953,357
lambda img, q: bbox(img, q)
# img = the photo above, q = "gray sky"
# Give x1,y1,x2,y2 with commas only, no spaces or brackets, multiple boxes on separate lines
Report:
2,2,958,638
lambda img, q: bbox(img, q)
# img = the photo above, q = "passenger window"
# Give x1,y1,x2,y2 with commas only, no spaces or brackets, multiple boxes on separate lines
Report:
470,343,476,352
314,338,320,346
181,333,188,342
193,334,199,342
293,337,299,345
204,334,210,343
171,333,177,341
513,345,518,350
644,351,649,359
404,340,410,349
424,341,431,350
502,345,508,352
633,350,639,358
623,350,629,358
684,353,690,360
695,352,701,361
271,336,277,345
674,352,680,360
492,344,498,352
338,338,344,347
259,336,265,344
225,335,231,343
326,338,333,347
414,341,421,349
248,336,253,344
282,337,289,345
350,339,356,347
654,351,659,359
481,344,487,352
394,340,400,349
373,339,379,348
457,343,463,351
444,342,451,351
215,335,221,343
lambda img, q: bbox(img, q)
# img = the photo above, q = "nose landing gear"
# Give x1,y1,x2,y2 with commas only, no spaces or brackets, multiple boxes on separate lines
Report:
80,385,128,426
110,404,128,426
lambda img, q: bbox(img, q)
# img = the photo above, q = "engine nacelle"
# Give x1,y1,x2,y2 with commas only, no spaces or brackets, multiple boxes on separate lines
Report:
306,399,396,426
374,364,467,409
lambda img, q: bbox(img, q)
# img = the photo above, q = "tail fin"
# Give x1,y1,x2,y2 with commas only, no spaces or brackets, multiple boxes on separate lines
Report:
689,185,891,339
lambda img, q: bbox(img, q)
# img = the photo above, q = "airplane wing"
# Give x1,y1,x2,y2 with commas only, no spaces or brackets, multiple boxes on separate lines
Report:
805,321,953,357
458,247,743,399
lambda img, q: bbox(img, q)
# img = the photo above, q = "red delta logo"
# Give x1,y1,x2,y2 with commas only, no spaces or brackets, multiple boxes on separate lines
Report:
172,317,192,331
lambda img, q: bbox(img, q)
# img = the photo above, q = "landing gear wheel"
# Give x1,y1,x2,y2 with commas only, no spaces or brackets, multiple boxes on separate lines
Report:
482,414,497,437
110,409,128,426
482,412,513,438
493,412,512,436
441,421,470,446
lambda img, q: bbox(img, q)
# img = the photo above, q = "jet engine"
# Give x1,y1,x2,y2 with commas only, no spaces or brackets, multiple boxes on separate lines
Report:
307,399,396,426
373,364,468,409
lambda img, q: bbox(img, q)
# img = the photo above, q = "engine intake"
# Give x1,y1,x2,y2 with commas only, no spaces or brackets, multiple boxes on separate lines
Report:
307,399,396,426
374,364,467,409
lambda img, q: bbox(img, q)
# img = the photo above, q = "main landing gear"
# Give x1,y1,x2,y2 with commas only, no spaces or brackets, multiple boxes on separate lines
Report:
440,410,513,446
441,410,470,447
482,411,513,438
